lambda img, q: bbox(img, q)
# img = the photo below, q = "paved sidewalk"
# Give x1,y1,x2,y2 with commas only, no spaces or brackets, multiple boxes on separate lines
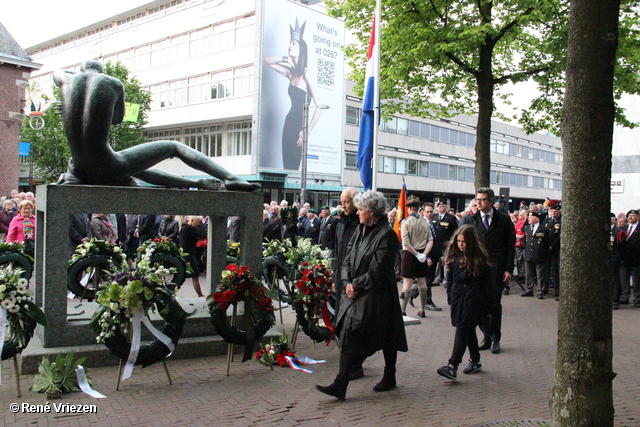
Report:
2,283,639,426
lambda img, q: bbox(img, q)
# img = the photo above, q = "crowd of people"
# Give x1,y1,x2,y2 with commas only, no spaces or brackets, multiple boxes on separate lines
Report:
5,185,636,399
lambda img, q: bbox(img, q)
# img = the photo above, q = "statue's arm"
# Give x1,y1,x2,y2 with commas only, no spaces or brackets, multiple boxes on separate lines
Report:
52,69,76,87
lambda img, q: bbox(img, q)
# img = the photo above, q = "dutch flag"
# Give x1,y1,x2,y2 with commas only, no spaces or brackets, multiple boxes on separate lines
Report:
357,18,378,191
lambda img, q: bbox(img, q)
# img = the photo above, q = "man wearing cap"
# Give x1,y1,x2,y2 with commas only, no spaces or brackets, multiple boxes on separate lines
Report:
542,200,562,298
471,187,515,354
521,211,550,299
319,205,338,255
302,208,321,245
433,201,458,285
399,195,434,317
619,209,640,306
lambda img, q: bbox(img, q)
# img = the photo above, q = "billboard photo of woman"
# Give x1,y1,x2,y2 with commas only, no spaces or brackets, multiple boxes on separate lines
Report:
264,18,323,170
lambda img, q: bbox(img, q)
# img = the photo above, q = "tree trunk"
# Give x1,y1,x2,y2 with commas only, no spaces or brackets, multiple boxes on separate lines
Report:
474,40,494,190
550,1,620,426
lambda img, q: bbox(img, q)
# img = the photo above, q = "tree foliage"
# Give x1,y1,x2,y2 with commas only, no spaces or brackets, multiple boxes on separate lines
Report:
326,0,640,187
20,61,151,182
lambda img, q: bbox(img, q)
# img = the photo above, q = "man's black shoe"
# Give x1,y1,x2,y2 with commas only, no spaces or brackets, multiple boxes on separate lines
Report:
620,300,629,304
613,303,619,310
502,287,510,295
348,365,364,381
490,341,500,354
537,293,544,299
478,338,491,351
520,291,533,297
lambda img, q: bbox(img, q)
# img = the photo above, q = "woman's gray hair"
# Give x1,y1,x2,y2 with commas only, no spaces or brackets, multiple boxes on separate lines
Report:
353,190,387,217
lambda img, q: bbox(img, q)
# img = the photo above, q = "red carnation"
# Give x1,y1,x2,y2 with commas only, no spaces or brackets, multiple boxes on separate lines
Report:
226,264,237,271
296,281,304,289
212,292,224,302
223,290,235,303
302,287,310,295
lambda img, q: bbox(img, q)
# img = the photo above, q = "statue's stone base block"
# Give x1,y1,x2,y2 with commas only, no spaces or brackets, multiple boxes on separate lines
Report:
33,184,262,350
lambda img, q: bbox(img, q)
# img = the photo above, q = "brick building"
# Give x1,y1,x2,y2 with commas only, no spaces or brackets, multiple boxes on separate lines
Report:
0,22,41,197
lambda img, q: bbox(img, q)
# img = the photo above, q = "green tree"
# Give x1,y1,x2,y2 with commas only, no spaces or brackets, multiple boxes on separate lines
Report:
20,61,151,182
327,0,565,188
326,0,640,188
550,1,619,425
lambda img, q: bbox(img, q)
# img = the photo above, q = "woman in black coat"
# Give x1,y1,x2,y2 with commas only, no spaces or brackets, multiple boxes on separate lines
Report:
316,190,408,401
437,225,492,380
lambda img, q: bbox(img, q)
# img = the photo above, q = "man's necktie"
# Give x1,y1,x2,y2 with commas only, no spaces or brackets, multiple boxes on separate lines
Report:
483,214,490,230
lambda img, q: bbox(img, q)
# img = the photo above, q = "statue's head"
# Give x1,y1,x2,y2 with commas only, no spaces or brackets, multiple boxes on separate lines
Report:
81,60,104,73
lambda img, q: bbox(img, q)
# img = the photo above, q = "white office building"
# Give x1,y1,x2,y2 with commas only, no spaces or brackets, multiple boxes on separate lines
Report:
25,0,562,211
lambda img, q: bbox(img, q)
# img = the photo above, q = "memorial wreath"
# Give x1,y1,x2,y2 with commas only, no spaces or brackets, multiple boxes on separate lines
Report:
1,265,47,361
208,264,275,360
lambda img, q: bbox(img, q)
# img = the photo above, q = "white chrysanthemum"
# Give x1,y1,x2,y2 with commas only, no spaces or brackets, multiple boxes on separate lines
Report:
0,285,6,292
1,300,12,309
17,278,28,287
8,304,20,313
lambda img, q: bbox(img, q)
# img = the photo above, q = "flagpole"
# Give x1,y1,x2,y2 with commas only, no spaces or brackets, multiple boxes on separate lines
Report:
371,0,381,192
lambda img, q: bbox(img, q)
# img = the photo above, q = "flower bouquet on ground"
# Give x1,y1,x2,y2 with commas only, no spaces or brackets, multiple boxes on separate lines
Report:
208,264,275,361
88,257,190,373
1,265,47,361
255,331,295,370
255,331,325,373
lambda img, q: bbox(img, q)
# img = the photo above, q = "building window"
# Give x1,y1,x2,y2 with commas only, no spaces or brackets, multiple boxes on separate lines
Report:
346,106,360,126
345,152,357,168
418,161,429,177
396,118,408,136
396,158,407,174
407,159,417,175
226,122,252,156
383,156,395,173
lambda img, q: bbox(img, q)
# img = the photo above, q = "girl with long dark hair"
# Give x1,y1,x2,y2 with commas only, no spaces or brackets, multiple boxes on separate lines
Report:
437,225,492,380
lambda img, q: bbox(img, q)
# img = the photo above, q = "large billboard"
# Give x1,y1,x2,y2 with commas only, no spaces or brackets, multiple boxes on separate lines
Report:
259,0,345,174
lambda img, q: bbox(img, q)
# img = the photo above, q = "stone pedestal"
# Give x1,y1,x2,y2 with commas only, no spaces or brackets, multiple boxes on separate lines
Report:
34,184,262,348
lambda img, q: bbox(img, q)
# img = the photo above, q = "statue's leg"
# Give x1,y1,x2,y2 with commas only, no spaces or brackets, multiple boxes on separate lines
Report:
118,141,258,191
133,169,220,190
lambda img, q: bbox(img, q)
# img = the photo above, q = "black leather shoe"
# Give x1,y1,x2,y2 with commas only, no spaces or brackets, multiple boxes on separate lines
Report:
478,338,491,351
502,288,510,295
316,378,348,401
520,291,533,297
348,365,364,381
490,341,500,354
373,371,396,392
537,293,544,299
620,300,629,305
612,303,619,310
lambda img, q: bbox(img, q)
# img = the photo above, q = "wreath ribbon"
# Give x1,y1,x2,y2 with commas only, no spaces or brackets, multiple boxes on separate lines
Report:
321,303,335,346
75,365,106,398
0,308,6,384
122,310,176,381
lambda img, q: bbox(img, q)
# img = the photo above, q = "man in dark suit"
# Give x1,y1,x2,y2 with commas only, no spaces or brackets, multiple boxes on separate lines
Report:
68,213,92,257
619,209,640,306
433,201,458,284
471,187,515,354
521,211,550,299
302,209,321,245
610,213,623,310
542,200,562,298
319,205,338,255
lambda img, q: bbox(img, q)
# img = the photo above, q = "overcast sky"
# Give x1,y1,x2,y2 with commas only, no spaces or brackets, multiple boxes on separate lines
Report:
2,0,150,48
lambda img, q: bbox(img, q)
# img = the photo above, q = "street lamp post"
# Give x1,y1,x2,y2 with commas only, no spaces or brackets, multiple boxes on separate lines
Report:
300,103,329,205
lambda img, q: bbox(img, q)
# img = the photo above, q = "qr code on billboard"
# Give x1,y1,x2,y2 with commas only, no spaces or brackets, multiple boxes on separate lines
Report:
317,58,335,87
